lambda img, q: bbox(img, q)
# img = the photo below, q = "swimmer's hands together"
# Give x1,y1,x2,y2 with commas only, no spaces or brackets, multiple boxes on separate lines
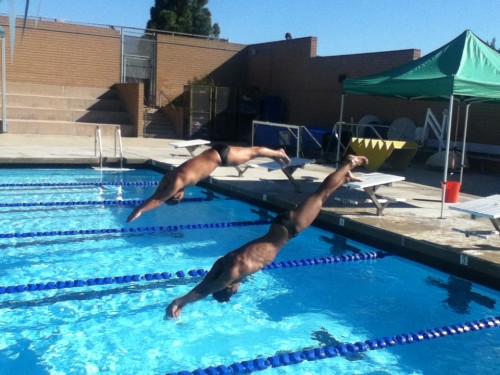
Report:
165,299,182,319
126,208,142,223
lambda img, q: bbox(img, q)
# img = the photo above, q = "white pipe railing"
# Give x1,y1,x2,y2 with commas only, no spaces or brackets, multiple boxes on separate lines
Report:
115,126,123,169
333,121,386,166
94,125,124,169
1,30,7,133
95,126,103,169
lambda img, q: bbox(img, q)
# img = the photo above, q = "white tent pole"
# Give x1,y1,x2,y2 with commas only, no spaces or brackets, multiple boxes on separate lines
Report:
335,93,345,168
440,95,454,219
1,28,6,133
459,103,471,184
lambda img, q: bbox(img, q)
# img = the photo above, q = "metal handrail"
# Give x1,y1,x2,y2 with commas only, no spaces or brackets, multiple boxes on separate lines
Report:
333,121,386,167
301,126,324,159
115,126,123,169
94,125,124,169
159,90,175,109
95,126,103,169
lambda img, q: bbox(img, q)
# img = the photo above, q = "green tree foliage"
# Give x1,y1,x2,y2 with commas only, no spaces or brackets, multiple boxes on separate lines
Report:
486,37,500,52
146,0,220,37
211,22,220,38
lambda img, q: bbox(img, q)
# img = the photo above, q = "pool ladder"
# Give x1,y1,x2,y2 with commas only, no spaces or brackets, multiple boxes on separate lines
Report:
94,126,124,169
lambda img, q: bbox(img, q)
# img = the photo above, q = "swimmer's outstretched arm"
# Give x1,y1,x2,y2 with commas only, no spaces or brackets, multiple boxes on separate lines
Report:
126,174,180,222
165,259,234,319
126,197,164,222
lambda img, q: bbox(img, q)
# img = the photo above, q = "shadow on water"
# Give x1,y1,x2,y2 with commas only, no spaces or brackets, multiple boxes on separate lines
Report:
0,230,185,251
0,277,198,310
0,338,50,375
269,327,367,363
320,234,362,255
426,275,496,314
310,328,366,361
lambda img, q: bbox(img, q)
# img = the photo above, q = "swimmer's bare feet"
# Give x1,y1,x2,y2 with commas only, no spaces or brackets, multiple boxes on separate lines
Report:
274,148,291,165
345,155,368,168
346,171,363,183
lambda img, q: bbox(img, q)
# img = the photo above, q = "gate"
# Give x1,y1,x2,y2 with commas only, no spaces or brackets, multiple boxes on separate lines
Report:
121,31,156,106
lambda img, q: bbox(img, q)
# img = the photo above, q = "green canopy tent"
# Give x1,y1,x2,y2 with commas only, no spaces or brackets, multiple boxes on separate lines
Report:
339,30,500,218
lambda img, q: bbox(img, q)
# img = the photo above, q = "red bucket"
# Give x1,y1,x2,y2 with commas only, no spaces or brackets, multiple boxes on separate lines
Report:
443,181,461,203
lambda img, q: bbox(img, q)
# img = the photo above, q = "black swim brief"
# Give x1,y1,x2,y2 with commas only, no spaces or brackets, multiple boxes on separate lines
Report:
211,144,230,166
272,211,299,238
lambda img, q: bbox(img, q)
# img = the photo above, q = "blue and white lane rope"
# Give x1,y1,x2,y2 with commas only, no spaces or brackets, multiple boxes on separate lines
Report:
0,251,387,294
0,219,273,239
0,180,159,188
164,316,500,375
0,197,213,208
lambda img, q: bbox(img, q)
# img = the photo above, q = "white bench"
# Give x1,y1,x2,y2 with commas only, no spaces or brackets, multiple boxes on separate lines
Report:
169,139,211,157
450,194,500,238
339,172,406,216
257,157,315,193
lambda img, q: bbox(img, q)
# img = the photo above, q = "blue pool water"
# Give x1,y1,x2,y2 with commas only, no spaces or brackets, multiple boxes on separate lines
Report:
0,168,498,375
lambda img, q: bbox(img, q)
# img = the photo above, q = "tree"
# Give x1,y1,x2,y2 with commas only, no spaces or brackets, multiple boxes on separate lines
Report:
146,0,220,37
211,22,220,38
486,37,500,52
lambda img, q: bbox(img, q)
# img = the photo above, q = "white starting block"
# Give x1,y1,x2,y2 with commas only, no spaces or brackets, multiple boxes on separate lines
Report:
339,172,406,216
450,194,500,238
452,228,499,239
234,163,259,177
256,157,315,192
170,139,211,157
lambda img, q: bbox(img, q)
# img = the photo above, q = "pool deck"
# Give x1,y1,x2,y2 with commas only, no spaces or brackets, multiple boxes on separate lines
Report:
1,134,499,290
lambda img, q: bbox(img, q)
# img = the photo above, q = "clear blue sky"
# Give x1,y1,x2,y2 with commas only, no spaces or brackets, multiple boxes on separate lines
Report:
2,0,499,56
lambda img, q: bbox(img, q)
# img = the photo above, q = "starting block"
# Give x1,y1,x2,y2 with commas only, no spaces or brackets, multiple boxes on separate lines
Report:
234,163,259,177
170,139,210,157
257,157,315,192
341,172,406,216
450,194,500,238
452,228,499,239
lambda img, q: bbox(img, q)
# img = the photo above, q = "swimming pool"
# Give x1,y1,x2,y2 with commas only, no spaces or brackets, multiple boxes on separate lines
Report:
0,167,498,375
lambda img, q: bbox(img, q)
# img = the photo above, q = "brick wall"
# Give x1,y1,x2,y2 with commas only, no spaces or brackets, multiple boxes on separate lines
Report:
155,34,247,107
115,83,144,137
0,16,498,146
247,38,423,126
247,37,499,146
0,16,120,88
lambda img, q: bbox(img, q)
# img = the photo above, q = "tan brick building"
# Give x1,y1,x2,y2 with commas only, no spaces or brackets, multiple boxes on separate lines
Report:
0,15,498,156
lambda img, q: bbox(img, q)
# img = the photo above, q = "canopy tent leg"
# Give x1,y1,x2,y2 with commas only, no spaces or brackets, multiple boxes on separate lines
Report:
335,94,345,168
459,103,471,184
440,95,454,219
327,93,345,169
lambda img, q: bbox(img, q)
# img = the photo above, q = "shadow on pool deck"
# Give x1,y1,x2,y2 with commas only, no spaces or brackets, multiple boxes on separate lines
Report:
0,134,498,290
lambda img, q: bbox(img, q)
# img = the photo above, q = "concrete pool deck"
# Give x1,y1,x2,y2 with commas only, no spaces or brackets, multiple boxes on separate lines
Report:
0,133,499,290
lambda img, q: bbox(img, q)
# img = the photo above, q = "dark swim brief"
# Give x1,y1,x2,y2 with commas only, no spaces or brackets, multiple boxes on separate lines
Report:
272,211,299,238
211,144,230,166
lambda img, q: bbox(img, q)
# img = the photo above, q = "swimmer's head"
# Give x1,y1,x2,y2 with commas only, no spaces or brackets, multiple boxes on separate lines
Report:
212,283,240,303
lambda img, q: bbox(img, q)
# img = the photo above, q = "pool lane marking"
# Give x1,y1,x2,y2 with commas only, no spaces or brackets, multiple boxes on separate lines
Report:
164,316,500,375
0,181,160,188
0,197,216,208
0,251,387,295
0,219,274,239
